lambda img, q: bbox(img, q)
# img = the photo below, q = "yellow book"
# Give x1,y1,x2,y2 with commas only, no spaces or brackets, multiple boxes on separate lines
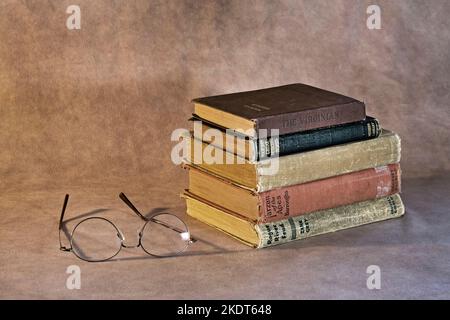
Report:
183,192,405,248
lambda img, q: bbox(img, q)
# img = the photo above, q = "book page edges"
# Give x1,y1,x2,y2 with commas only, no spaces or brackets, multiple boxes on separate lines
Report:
182,191,260,247
194,103,257,137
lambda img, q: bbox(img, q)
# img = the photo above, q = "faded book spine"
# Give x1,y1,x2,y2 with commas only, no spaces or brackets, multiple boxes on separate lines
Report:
259,163,401,223
255,101,365,136
256,130,401,192
256,194,405,248
258,117,380,160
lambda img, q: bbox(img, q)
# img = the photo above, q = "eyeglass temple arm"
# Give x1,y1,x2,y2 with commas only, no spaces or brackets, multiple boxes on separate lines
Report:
119,192,148,221
59,194,71,251
148,217,197,242
119,192,197,243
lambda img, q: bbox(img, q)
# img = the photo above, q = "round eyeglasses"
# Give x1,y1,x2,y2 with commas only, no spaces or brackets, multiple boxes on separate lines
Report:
58,193,196,262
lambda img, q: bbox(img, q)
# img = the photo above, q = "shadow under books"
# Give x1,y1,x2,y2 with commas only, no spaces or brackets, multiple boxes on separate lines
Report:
60,208,415,261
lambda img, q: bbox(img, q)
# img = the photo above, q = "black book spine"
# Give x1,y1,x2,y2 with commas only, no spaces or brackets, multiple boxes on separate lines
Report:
258,117,380,160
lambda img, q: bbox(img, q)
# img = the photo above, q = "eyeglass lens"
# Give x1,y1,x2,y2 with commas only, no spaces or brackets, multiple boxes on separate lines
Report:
141,213,190,257
71,217,122,262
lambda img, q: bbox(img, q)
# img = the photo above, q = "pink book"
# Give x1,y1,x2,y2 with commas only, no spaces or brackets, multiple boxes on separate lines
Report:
187,163,401,223
260,163,401,222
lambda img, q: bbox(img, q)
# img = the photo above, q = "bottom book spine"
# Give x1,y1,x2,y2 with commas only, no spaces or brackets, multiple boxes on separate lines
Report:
256,194,405,248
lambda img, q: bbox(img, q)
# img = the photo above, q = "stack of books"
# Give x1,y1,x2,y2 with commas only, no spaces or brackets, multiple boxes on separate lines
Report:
182,83,404,248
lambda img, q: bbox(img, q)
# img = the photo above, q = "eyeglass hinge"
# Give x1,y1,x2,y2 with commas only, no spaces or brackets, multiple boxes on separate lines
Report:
60,246,71,252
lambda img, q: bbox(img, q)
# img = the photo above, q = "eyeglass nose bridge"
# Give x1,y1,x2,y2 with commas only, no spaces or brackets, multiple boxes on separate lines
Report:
118,231,143,249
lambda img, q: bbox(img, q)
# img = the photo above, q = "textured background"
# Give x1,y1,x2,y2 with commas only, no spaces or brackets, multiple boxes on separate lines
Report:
1,0,449,193
1,0,449,299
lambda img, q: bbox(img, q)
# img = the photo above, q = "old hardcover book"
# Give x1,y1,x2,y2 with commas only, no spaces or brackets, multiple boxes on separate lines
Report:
192,83,366,137
186,163,401,223
183,192,405,248
184,130,401,192
192,116,380,161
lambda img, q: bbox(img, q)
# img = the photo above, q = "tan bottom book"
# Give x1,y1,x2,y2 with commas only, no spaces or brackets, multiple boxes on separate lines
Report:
183,191,405,248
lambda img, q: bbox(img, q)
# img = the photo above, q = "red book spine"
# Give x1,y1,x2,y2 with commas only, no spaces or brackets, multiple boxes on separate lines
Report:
259,164,401,223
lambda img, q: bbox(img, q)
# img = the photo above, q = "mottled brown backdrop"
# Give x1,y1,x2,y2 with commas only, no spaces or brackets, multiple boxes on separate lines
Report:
1,0,449,193
1,0,450,300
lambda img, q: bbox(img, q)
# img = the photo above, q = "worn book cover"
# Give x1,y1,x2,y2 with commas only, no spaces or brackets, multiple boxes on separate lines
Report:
186,163,401,223
183,192,405,248
192,83,366,137
184,130,401,192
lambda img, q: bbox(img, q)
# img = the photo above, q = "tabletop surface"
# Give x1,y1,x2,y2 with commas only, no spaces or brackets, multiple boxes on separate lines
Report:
1,174,449,299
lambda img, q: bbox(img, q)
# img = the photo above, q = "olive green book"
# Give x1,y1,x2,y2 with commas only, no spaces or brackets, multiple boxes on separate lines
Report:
184,130,401,192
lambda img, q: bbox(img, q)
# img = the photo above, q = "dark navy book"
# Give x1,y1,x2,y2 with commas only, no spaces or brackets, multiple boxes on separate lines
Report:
257,116,380,160
190,115,380,161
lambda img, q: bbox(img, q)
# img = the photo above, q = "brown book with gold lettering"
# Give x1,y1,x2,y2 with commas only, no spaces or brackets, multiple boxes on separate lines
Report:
193,83,366,137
